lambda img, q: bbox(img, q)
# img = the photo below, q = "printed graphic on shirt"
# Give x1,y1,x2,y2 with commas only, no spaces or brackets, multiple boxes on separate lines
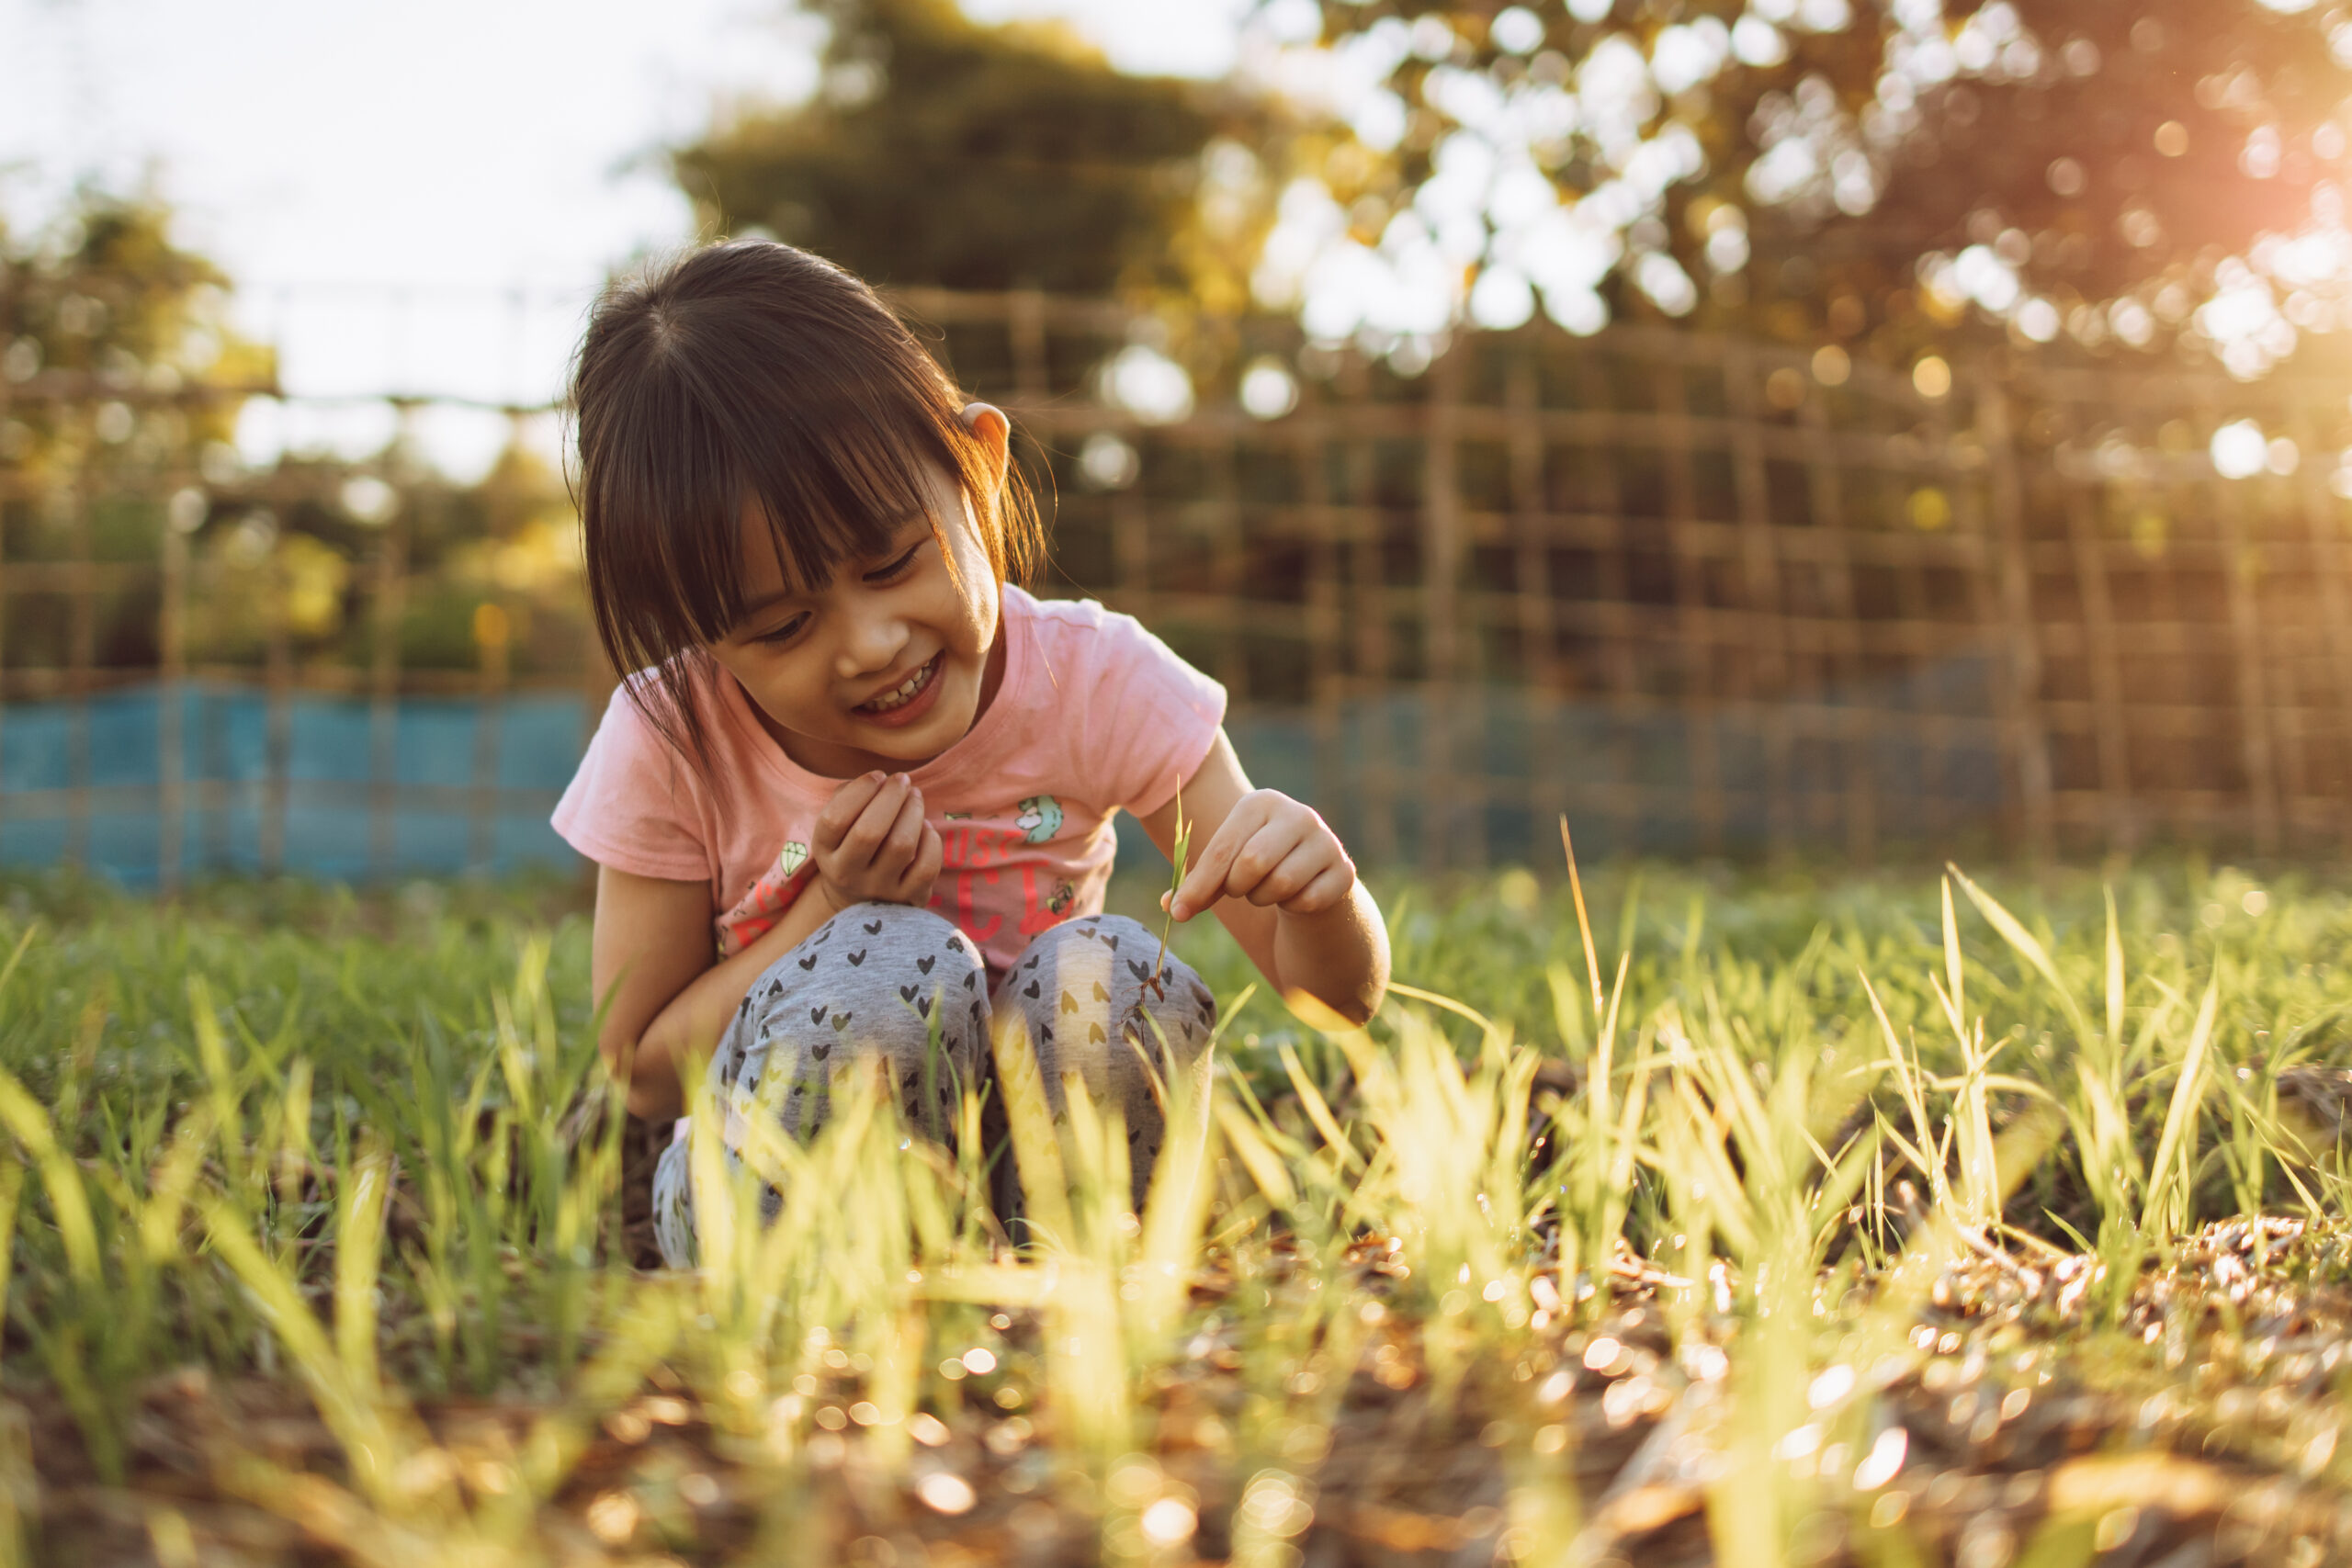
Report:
922,799,1091,959
713,839,813,957
1015,795,1063,843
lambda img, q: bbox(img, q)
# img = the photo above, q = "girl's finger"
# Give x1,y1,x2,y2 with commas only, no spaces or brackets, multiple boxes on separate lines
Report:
841,774,910,863
1247,839,1329,908
903,823,944,899
1216,819,1303,906
816,772,888,850
1170,801,1265,919
1279,863,1355,916
879,787,927,867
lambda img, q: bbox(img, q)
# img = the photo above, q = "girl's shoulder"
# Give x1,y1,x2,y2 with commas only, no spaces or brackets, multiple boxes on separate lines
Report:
1006,583,1118,637
995,586,1224,793
1005,586,1199,687
556,660,741,882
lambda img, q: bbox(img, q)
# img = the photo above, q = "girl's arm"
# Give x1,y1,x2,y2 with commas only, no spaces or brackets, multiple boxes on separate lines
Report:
1135,729,1389,1025
593,865,841,1120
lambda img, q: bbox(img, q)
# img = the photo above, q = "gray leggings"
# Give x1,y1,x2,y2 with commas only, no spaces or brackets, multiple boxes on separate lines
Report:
651,903,1217,1268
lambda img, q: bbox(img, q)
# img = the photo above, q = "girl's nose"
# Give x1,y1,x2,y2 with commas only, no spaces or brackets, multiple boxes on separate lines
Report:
836,606,910,679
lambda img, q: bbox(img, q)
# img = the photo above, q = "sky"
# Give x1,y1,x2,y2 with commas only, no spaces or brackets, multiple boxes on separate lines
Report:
1,0,1249,471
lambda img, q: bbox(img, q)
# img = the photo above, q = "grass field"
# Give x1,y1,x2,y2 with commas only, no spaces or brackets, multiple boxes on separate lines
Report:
1,854,2350,1566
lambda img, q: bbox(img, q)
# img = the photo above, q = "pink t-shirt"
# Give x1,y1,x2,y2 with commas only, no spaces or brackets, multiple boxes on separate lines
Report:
551,586,1227,975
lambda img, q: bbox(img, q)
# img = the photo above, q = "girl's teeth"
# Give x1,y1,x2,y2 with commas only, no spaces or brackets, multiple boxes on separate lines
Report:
864,660,932,712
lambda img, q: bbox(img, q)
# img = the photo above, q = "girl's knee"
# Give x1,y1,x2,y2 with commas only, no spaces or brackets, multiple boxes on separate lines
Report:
996,915,1216,1110
996,915,1216,1213
1019,913,1216,1022
722,899,989,1137
1075,914,1217,1048
745,901,983,1020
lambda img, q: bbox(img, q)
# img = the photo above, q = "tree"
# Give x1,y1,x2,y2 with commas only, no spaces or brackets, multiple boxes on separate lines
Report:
1249,0,2352,376
0,192,583,678
675,0,1230,298
1,190,271,501
0,191,277,667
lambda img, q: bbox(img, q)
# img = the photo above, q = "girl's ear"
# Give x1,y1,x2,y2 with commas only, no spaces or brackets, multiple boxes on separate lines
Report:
960,401,1011,481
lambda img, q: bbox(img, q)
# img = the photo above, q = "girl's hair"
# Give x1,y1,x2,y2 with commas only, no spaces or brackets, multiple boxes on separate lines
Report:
570,240,1042,765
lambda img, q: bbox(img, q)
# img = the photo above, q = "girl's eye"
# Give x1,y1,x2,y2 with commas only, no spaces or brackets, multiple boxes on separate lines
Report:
866,541,923,582
754,614,809,646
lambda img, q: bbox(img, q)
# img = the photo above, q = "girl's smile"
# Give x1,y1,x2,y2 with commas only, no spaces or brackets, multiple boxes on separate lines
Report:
853,650,944,726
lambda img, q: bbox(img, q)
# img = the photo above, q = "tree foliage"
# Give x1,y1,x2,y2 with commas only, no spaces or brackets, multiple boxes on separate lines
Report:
0,192,582,676
1,192,268,498
675,0,1238,298
1254,0,2352,374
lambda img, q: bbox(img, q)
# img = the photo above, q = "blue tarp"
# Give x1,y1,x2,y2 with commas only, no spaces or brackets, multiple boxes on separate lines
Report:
3,659,2007,886
1209,650,2006,865
0,683,585,886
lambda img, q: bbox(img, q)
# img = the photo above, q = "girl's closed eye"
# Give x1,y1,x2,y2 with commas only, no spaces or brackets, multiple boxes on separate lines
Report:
865,540,924,582
752,612,810,647
751,540,922,645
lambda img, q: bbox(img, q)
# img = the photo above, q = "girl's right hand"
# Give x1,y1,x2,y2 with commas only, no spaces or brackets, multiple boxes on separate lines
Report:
812,772,943,912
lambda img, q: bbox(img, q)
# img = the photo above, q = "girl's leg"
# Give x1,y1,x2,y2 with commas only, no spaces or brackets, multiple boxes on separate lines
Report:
991,914,1218,1211
651,901,989,1268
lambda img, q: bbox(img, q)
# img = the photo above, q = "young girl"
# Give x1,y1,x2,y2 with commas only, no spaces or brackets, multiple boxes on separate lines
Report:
551,241,1390,1267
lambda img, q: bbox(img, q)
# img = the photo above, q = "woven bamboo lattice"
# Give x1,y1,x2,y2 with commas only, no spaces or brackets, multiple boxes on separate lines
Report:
4,286,2349,883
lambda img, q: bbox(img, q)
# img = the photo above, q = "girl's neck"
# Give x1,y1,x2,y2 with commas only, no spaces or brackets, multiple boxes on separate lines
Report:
753,620,1009,779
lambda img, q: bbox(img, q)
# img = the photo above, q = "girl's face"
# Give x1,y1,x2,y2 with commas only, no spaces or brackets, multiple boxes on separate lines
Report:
709,412,1008,779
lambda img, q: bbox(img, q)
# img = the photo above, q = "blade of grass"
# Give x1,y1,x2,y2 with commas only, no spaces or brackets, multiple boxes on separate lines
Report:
1560,815,1603,1020
2141,976,2221,1237
2105,884,2125,1048
1941,874,1963,1026
1152,778,1190,991
0,1068,98,1287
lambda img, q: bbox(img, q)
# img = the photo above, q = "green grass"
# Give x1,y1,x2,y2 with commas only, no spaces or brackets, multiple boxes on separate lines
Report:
1,857,2350,1565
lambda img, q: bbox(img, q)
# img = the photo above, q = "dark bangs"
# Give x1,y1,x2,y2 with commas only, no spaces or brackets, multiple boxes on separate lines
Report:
569,241,1039,766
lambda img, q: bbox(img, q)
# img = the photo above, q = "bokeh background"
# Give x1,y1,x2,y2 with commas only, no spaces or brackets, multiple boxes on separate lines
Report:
6,0,2352,886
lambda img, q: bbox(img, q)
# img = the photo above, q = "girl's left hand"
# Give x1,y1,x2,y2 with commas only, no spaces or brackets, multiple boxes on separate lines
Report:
1165,789,1357,921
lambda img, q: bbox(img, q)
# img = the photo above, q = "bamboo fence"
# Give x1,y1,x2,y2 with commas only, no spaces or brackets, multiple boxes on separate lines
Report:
4,286,2349,882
